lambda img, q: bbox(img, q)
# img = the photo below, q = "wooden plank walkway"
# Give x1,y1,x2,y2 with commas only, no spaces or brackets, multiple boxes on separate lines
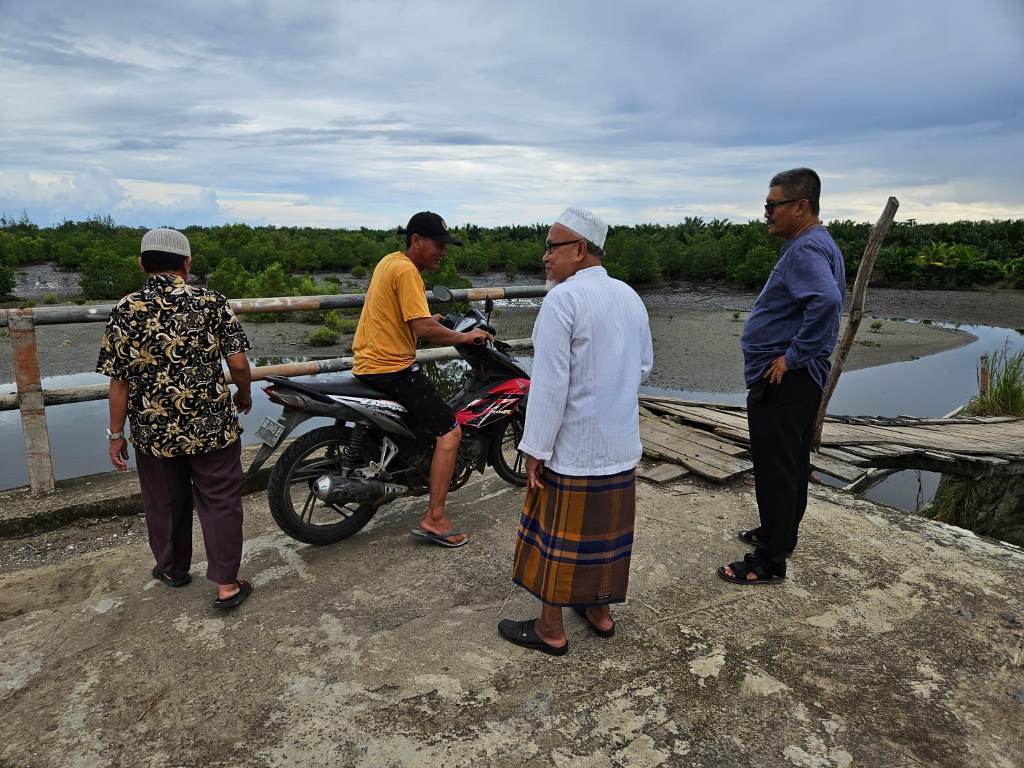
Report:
638,395,1024,490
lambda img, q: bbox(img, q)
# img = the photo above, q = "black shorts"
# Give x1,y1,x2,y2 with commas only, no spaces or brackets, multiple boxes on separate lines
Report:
354,364,457,438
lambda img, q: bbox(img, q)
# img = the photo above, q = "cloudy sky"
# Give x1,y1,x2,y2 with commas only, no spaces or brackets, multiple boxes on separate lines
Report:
2,1,1023,229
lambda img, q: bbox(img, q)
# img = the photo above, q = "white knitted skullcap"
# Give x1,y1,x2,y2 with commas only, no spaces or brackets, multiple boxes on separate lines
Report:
554,207,608,250
141,228,190,257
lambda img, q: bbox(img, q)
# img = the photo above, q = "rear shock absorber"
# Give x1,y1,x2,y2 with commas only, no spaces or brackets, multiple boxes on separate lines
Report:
341,424,367,475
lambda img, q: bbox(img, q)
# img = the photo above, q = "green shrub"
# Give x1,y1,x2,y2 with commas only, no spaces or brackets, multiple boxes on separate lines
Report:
19,300,35,309
1008,257,1024,288
0,262,14,297
351,264,367,279
308,327,339,346
78,250,146,300
43,293,58,305
324,310,358,334
729,245,777,286
207,257,249,298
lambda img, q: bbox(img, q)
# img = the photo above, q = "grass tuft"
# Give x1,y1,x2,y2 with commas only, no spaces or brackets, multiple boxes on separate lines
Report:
965,345,1024,417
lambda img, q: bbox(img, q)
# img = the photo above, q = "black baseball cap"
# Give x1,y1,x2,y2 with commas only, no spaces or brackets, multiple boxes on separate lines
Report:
402,211,462,245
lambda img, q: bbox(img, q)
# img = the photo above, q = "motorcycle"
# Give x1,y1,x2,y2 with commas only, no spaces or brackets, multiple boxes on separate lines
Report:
247,285,530,545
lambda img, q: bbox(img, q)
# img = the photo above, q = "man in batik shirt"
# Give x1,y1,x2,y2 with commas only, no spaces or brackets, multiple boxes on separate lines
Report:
97,228,254,610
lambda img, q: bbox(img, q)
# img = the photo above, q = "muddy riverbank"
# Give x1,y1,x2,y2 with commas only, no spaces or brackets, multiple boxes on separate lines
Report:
1,280,998,391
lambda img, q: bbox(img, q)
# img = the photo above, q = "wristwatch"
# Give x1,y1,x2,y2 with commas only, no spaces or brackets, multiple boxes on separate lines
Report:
106,429,125,440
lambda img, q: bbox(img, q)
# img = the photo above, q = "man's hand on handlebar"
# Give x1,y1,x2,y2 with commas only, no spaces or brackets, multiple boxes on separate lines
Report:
462,328,493,346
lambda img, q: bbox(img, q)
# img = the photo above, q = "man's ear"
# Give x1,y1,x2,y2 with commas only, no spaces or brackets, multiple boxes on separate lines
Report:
137,256,145,274
184,254,192,274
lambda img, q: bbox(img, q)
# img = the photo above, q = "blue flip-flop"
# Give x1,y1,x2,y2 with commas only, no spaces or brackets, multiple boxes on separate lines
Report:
411,527,468,548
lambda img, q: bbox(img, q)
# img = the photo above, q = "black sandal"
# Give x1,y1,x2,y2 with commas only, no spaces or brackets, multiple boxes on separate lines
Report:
737,529,794,557
717,553,785,585
213,579,253,610
152,566,191,588
498,619,569,656
737,527,766,546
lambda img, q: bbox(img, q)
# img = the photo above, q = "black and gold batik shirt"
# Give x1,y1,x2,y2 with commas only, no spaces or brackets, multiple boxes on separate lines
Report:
96,274,252,457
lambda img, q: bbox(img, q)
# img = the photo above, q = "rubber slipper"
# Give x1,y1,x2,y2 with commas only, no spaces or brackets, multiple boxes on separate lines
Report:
152,566,191,588
411,527,467,548
573,607,615,638
213,579,253,610
498,619,568,656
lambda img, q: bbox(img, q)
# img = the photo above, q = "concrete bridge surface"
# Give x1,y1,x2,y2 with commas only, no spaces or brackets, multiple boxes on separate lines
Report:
1,468,1022,767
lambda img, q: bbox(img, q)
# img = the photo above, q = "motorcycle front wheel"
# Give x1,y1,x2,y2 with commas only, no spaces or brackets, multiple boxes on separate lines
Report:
488,410,528,486
267,425,377,545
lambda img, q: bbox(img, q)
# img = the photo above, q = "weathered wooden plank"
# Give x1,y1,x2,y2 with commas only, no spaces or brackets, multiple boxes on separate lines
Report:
809,454,866,483
640,422,751,469
818,446,875,467
640,427,753,482
640,416,748,457
638,462,690,484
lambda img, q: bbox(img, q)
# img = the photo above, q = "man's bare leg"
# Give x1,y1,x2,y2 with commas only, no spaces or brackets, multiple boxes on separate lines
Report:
419,425,466,545
533,602,567,648
582,604,614,632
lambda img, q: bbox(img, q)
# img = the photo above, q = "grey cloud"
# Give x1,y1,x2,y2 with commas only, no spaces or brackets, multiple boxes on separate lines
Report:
2,0,1023,226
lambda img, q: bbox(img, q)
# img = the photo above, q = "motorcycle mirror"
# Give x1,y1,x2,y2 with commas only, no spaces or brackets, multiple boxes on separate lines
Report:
432,285,454,303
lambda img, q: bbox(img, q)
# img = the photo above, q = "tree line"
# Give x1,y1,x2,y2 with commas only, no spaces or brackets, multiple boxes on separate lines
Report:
1,213,1023,301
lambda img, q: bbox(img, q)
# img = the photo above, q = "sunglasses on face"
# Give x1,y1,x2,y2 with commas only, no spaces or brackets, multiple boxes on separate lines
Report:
764,198,804,213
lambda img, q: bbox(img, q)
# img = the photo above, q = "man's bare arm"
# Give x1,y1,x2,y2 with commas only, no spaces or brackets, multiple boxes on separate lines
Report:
108,379,130,471
408,317,492,347
226,352,253,414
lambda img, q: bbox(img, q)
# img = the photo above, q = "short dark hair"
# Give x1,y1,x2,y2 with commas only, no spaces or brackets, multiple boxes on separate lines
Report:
584,239,604,259
769,167,821,216
140,250,187,273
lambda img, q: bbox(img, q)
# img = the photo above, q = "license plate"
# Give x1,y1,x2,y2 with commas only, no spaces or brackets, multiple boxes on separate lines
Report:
255,416,285,446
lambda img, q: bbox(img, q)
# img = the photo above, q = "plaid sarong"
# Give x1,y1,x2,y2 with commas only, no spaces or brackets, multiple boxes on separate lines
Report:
512,467,636,607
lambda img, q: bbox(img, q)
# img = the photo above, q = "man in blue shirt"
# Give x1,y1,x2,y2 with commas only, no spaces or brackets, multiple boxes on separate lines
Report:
719,168,845,585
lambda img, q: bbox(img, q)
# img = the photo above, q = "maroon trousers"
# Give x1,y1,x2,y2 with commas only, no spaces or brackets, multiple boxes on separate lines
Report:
135,440,244,584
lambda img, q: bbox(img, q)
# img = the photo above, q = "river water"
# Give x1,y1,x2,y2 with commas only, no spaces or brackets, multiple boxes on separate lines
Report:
1,320,1021,514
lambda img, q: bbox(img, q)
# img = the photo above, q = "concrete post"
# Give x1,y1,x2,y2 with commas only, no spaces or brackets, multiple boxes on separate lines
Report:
10,311,55,494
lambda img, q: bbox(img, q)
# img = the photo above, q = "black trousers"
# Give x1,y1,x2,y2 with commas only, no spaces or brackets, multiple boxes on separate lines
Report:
747,368,822,574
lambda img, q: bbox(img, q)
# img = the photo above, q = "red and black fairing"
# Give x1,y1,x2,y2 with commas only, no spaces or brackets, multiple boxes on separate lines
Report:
454,377,530,428
446,336,531,429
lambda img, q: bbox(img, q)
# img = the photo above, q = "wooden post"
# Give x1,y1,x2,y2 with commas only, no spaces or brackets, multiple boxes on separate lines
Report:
978,354,990,397
811,197,900,450
9,311,56,494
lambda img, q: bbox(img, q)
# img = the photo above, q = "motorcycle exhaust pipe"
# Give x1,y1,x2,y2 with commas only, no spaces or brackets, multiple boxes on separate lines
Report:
313,475,408,506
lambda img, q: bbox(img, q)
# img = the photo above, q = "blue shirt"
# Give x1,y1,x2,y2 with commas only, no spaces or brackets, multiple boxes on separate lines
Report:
740,225,845,390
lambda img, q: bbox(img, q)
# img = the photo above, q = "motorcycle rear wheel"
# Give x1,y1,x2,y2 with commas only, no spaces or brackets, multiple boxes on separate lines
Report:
267,425,377,545
489,410,528,486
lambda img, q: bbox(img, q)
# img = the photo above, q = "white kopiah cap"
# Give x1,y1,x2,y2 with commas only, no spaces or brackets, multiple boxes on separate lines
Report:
141,228,190,257
554,207,608,250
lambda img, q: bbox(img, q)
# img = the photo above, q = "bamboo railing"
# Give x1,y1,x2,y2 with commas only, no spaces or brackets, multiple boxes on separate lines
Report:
0,285,547,494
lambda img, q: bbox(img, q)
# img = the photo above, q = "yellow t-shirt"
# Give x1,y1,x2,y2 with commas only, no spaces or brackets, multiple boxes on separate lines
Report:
352,252,431,374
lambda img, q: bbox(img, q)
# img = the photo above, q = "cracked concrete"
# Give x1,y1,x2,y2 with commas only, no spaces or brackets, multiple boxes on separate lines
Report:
1,470,1023,767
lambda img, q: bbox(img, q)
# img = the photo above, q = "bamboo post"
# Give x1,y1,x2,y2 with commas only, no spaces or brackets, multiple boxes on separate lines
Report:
9,311,56,494
811,197,900,450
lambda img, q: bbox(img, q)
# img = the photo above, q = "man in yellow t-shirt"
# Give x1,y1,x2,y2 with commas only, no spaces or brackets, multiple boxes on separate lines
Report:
353,211,491,548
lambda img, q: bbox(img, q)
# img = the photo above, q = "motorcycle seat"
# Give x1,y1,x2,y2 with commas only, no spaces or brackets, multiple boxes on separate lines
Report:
265,375,393,401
